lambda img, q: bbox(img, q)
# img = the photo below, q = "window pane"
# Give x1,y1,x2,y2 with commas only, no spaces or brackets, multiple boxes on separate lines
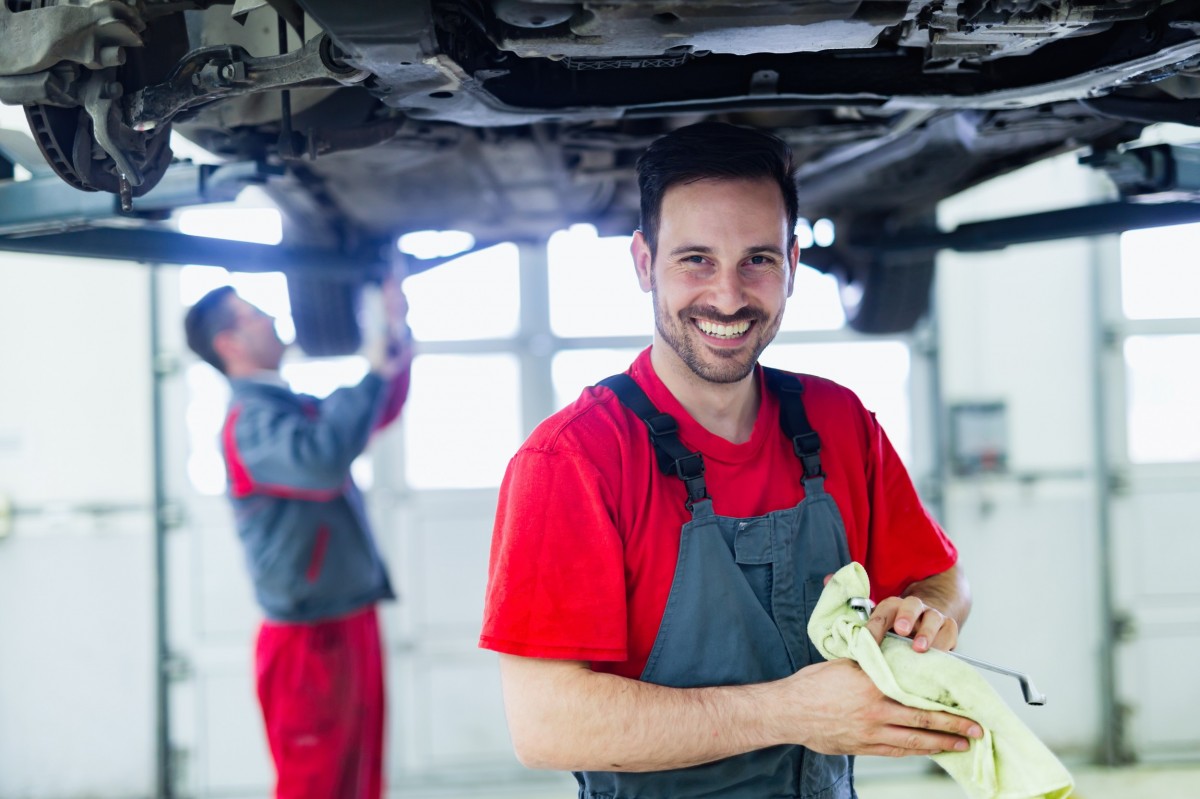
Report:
185,363,231,496
1124,335,1200,463
781,264,846,332
403,244,520,341
403,354,522,488
1120,223,1200,319
551,348,644,410
281,357,369,398
763,342,912,463
549,225,652,338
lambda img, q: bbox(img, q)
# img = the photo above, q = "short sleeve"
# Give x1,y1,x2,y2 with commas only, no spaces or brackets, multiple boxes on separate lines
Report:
861,414,958,601
479,445,630,661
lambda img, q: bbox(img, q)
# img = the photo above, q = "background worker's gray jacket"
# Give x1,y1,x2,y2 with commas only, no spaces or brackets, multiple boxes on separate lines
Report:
221,370,408,622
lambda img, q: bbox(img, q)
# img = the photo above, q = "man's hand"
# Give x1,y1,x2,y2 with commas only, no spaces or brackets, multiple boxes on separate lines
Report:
784,659,982,757
826,565,970,654
363,276,412,380
864,594,958,653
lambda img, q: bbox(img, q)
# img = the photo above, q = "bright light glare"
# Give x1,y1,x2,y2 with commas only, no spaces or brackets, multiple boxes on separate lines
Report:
402,243,520,341
552,348,643,410
403,353,522,488
548,224,652,338
0,101,30,132
398,230,475,259
795,218,815,249
169,130,225,165
764,341,911,463
185,363,231,495
178,207,283,245
281,356,370,399
1124,335,1200,463
1120,223,1200,319
779,266,846,331
813,218,836,248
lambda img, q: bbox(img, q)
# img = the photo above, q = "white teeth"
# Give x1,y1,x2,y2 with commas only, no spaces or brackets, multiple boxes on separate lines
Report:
696,319,750,338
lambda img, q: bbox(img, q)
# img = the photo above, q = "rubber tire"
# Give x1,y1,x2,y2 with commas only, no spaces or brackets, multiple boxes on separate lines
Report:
286,273,364,357
834,247,935,334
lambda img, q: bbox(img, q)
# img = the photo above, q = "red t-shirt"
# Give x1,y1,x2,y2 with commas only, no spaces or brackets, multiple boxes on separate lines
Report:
479,348,957,679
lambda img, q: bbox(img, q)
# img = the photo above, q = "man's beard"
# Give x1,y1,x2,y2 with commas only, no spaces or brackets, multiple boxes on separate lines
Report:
651,288,779,384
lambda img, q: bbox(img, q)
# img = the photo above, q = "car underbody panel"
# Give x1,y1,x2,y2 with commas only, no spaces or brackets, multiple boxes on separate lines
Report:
3,0,1200,338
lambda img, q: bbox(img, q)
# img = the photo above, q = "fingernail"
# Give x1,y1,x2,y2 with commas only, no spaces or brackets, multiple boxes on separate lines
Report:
968,725,983,738
896,620,911,634
914,636,928,650
955,740,969,751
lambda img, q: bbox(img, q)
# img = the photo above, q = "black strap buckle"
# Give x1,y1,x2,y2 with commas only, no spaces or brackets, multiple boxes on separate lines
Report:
672,451,705,481
645,413,678,437
792,431,821,458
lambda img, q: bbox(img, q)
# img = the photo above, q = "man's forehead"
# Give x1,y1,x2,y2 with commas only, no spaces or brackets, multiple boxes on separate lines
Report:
658,177,790,237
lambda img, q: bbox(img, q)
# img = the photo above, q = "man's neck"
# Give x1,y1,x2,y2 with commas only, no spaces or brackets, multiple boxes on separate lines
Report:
649,341,759,444
227,365,284,386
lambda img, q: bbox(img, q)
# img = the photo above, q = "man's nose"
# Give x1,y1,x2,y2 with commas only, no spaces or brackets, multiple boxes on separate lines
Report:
708,264,748,313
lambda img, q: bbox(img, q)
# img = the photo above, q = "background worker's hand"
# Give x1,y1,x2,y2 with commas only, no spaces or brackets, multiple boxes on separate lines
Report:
363,276,412,379
782,659,982,757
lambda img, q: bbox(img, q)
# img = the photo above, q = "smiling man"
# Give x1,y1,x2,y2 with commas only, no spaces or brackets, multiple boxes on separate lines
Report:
479,122,975,799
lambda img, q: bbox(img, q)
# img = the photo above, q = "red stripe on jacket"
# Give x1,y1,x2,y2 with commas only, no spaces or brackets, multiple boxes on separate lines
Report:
222,404,343,501
305,525,331,582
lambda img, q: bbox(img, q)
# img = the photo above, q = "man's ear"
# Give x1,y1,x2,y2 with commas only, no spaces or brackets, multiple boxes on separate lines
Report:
631,230,654,293
787,238,800,298
212,329,239,367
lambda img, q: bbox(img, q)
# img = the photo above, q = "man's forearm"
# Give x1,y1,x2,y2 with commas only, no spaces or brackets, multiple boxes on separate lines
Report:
500,655,785,772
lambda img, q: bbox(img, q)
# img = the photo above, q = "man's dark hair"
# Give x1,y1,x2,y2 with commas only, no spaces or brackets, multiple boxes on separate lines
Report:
635,121,799,256
184,285,239,374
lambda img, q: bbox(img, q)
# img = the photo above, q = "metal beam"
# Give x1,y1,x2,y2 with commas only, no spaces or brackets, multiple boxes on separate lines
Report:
0,160,269,237
0,226,384,275
871,201,1200,254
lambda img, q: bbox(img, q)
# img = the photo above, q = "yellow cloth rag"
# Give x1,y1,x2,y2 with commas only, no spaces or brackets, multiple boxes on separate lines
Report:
807,562,1074,799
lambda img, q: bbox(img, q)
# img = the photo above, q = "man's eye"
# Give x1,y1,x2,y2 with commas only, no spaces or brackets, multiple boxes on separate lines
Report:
748,255,771,265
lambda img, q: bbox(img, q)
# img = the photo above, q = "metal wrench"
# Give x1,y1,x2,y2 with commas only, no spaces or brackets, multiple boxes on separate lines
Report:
848,597,1047,706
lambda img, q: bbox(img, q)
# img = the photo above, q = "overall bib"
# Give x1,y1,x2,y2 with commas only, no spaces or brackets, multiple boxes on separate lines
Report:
579,368,855,799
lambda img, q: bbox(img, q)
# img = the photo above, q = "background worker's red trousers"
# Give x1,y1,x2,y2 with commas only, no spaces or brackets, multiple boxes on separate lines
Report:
256,605,385,799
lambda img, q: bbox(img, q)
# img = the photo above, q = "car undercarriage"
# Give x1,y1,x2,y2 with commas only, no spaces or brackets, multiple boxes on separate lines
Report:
4,0,1200,349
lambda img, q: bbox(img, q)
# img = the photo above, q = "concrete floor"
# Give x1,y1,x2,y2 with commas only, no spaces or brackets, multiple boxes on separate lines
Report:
393,758,1200,796
393,761,1200,798
856,762,1200,799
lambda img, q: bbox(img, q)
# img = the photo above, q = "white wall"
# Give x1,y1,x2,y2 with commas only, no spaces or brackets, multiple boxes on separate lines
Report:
936,154,1116,758
0,254,156,797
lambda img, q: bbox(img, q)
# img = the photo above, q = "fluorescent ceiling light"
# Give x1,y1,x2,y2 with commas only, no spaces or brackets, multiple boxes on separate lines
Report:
398,229,475,259
177,206,283,245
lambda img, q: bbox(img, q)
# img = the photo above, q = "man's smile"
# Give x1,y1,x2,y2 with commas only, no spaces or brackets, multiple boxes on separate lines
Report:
694,317,753,340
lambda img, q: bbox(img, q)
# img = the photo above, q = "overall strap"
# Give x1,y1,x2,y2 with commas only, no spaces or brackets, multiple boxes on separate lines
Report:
762,366,824,480
597,374,710,509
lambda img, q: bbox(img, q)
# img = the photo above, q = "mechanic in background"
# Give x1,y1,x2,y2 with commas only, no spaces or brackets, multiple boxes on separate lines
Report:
479,122,977,798
184,276,411,799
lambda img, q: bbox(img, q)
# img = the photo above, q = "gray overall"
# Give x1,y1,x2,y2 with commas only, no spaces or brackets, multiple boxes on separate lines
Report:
580,368,855,799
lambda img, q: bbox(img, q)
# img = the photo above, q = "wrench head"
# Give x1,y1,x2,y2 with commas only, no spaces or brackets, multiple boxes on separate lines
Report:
848,596,874,621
